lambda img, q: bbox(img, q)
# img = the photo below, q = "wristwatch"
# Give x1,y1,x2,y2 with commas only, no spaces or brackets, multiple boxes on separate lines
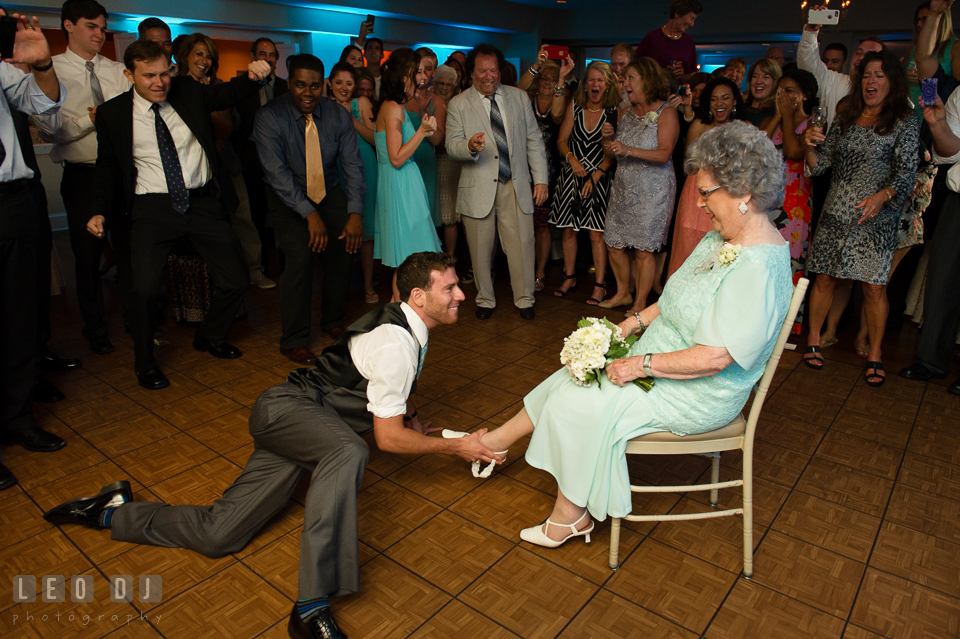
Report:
643,353,653,378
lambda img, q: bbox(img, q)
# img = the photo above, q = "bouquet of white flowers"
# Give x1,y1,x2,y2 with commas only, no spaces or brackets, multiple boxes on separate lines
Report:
559,317,655,391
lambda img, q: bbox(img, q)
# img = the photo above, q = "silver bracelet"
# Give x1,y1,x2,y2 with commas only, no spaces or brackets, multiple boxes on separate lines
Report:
633,312,645,334
643,353,653,377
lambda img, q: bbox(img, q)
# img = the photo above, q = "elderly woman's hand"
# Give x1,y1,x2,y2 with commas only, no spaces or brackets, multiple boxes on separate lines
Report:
606,356,643,387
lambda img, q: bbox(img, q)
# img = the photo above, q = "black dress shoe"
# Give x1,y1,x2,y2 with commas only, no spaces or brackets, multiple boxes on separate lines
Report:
137,366,170,390
89,336,114,354
519,307,535,321
39,351,82,372
34,377,65,403
476,306,494,320
42,480,132,530
899,362,947,381
0,463,16,491
0,425,67,452
950,378,960,397
288,604,347,639
193,335,242,359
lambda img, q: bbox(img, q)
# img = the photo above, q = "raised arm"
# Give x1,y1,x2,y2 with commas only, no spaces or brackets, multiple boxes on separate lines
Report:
917,1,952,81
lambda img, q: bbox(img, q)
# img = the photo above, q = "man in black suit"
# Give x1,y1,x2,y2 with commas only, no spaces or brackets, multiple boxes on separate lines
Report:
232,37,288,263
86,39,272,390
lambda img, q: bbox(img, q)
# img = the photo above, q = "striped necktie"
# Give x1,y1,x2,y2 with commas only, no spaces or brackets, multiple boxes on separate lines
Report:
486,95,511,183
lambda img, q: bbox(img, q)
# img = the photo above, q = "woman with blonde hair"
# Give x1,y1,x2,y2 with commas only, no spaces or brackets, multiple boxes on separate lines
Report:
906,1,958,115
551,61,621,305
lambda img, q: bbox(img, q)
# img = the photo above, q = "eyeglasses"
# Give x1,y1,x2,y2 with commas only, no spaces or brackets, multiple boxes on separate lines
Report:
698,185,722,199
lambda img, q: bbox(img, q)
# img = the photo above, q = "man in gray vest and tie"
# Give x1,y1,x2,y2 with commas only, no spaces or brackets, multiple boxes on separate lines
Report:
446,44,549,321
42,252,502,639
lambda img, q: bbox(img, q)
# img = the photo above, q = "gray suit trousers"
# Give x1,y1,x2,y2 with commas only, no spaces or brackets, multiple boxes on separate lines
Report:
110,383,369,599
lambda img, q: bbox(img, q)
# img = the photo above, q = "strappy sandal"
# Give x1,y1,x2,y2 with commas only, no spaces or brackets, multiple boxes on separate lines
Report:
534,277,545,293
585,282,606,306
803,345,824,370
554,273,577,298
865,361,885,387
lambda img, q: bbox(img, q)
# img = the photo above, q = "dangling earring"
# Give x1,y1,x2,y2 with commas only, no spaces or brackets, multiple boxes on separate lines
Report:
738,202,748,215
731,105,737,117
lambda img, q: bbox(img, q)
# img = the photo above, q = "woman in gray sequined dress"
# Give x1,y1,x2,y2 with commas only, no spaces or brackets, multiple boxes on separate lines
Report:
802,51,919,387
600,58,679,313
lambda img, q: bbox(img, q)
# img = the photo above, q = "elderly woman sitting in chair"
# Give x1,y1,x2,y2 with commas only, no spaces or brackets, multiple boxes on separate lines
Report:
463,121,794,547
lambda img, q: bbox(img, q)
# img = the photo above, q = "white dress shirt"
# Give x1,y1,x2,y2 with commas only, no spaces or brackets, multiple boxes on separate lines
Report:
796,29,853,127
0,62,64,182
349,303,428,419
30,47,129,164
931,85,960,192
131,87,211,194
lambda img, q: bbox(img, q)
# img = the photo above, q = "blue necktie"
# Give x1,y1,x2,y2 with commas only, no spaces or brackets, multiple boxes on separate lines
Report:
417,342,428,379
486,95,511,184
151,103,190,214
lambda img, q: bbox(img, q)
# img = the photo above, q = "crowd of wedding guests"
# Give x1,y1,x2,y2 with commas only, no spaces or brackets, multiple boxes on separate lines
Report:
2,0,960,495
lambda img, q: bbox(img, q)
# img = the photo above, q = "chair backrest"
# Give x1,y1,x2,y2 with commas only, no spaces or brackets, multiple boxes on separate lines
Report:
741,278,809,452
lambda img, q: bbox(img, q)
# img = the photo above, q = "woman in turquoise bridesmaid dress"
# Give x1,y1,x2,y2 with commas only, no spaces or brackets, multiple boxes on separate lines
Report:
452,123,794,548
406,48,446,228
374,48,442,302
328,62,380,303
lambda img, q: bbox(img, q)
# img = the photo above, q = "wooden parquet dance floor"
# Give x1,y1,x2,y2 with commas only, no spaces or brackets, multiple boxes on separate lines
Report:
2,235,959,638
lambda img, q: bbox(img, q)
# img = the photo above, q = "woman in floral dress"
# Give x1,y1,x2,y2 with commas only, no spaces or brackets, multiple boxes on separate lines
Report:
761,68,819,334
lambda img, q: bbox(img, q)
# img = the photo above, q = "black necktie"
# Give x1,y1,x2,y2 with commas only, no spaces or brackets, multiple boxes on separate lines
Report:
151,103,190,214
486,95,511,184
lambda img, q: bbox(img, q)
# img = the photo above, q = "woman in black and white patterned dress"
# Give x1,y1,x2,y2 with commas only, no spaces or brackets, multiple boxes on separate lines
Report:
551,61,620,304
802,51,919,387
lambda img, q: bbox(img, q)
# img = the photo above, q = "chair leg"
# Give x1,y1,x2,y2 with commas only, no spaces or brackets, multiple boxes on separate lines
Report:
608,517,622,570
742,463,754,579
710,453,720,506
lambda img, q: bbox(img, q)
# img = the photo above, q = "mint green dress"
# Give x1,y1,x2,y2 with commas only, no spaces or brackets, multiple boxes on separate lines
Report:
407,103,441,227
351,99,378,240
374,109,441,268
523,232,793,521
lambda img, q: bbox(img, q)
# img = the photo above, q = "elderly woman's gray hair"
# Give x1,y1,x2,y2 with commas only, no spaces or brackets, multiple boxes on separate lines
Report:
435,64,458,85
684,121,786,213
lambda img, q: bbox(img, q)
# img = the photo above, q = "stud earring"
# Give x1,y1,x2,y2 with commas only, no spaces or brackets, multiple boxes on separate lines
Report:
738,202,748,215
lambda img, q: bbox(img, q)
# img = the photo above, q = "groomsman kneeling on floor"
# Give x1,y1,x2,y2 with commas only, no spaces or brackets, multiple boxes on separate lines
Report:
86,40,273,390
42,252,503,639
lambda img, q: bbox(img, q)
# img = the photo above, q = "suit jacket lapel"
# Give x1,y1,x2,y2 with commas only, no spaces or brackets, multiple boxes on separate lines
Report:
468,88,492,134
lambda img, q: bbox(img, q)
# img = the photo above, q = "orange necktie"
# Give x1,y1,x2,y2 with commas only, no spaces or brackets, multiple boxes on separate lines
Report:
305,114,326,203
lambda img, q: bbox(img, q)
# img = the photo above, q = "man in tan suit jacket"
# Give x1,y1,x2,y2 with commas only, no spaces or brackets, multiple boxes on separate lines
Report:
446,44,549,320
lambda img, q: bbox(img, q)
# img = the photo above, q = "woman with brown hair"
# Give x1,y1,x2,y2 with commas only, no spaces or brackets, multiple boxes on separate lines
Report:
802,50,920,386
551,61,621,304
741,57,781,127
601,58,679,312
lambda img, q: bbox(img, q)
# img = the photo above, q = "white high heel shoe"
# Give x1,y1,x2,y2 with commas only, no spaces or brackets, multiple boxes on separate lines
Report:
441,429,508,478
520,510,594,548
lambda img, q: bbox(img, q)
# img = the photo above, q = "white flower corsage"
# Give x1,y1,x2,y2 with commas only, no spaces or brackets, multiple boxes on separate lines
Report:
640,111,660,126
717,243,742,267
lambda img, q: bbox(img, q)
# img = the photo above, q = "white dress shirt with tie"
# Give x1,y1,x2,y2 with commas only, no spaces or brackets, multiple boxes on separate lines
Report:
131,88,211,194
479,85,510,140
30,47,129,164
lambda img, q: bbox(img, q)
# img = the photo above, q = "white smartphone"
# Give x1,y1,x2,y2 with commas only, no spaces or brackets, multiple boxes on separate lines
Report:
808,9,840,25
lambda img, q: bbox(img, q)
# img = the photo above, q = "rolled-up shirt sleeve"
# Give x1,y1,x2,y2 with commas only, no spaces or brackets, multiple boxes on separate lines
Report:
351,325,419,419
692,260,779,370
1,62,64,116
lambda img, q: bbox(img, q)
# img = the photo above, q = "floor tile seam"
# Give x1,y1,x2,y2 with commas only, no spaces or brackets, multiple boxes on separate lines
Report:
549,585,612,639
600,583,708,638
761,526,872,564
128,556,246,617
146,385,250,431
0,489,61,552
113,435,225,490
858,561,960,602
447,595,524,638
74,422,189,467
232,558,296,604
789,485,889,518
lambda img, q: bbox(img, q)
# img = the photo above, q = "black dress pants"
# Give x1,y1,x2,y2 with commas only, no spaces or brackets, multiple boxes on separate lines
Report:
0,183,39,454
29,178,52,374
129,192,247,372
62,163,108,339
267,184,350,348
917,190,960,373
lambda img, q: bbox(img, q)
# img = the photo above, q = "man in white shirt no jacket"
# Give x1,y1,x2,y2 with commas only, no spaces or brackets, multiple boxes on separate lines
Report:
31,0,130,355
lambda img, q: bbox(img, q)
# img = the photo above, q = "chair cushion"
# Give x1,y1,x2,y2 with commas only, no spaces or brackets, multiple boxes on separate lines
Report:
631,413,746,443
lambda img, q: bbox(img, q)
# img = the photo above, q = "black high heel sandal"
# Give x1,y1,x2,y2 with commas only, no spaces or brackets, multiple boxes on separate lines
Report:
554,273,577,298
585,281,606,306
